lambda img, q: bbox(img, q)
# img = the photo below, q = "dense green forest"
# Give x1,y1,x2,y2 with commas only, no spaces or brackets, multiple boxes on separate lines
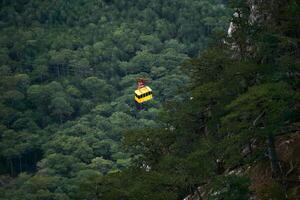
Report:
0,0,299,199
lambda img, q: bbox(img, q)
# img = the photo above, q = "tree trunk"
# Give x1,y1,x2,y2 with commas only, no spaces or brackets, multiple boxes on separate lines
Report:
9,159,13,176
34,151,37,169
57,65,60,77
95,182,99,200
216,159,225,175
248,140,252,154
19,155,22,173
24,154,27,171
66,66,68,76
195,187,203,200
60,114,63,124
267,134,281,178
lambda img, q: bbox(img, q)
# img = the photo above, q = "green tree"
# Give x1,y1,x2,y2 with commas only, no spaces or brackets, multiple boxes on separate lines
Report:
82,77,112,101
49,97,74,123
89,157,114,174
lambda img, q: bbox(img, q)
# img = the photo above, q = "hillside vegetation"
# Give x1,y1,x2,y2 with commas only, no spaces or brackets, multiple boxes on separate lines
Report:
0,0,300,199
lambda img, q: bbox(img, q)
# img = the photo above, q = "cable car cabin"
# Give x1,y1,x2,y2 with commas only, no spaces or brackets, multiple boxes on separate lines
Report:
135,86,153,104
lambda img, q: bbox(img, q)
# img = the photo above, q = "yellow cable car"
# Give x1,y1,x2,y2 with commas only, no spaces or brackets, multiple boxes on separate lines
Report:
135,86,153,103
134,78,153,104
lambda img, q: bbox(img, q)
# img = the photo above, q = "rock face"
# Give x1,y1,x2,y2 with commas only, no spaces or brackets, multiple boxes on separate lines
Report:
226,0,272,60
227,0,269,37
183,186,204,200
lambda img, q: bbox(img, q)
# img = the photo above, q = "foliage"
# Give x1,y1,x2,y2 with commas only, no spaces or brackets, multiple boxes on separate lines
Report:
0,0,231,199
1,0,299,199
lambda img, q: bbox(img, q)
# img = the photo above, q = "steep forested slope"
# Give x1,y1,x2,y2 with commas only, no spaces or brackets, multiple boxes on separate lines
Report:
0,0,231,199
1,0,299,199
106,1,299,199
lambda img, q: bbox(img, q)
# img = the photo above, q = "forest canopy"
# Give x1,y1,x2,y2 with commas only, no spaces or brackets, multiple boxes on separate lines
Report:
1,0,300,199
